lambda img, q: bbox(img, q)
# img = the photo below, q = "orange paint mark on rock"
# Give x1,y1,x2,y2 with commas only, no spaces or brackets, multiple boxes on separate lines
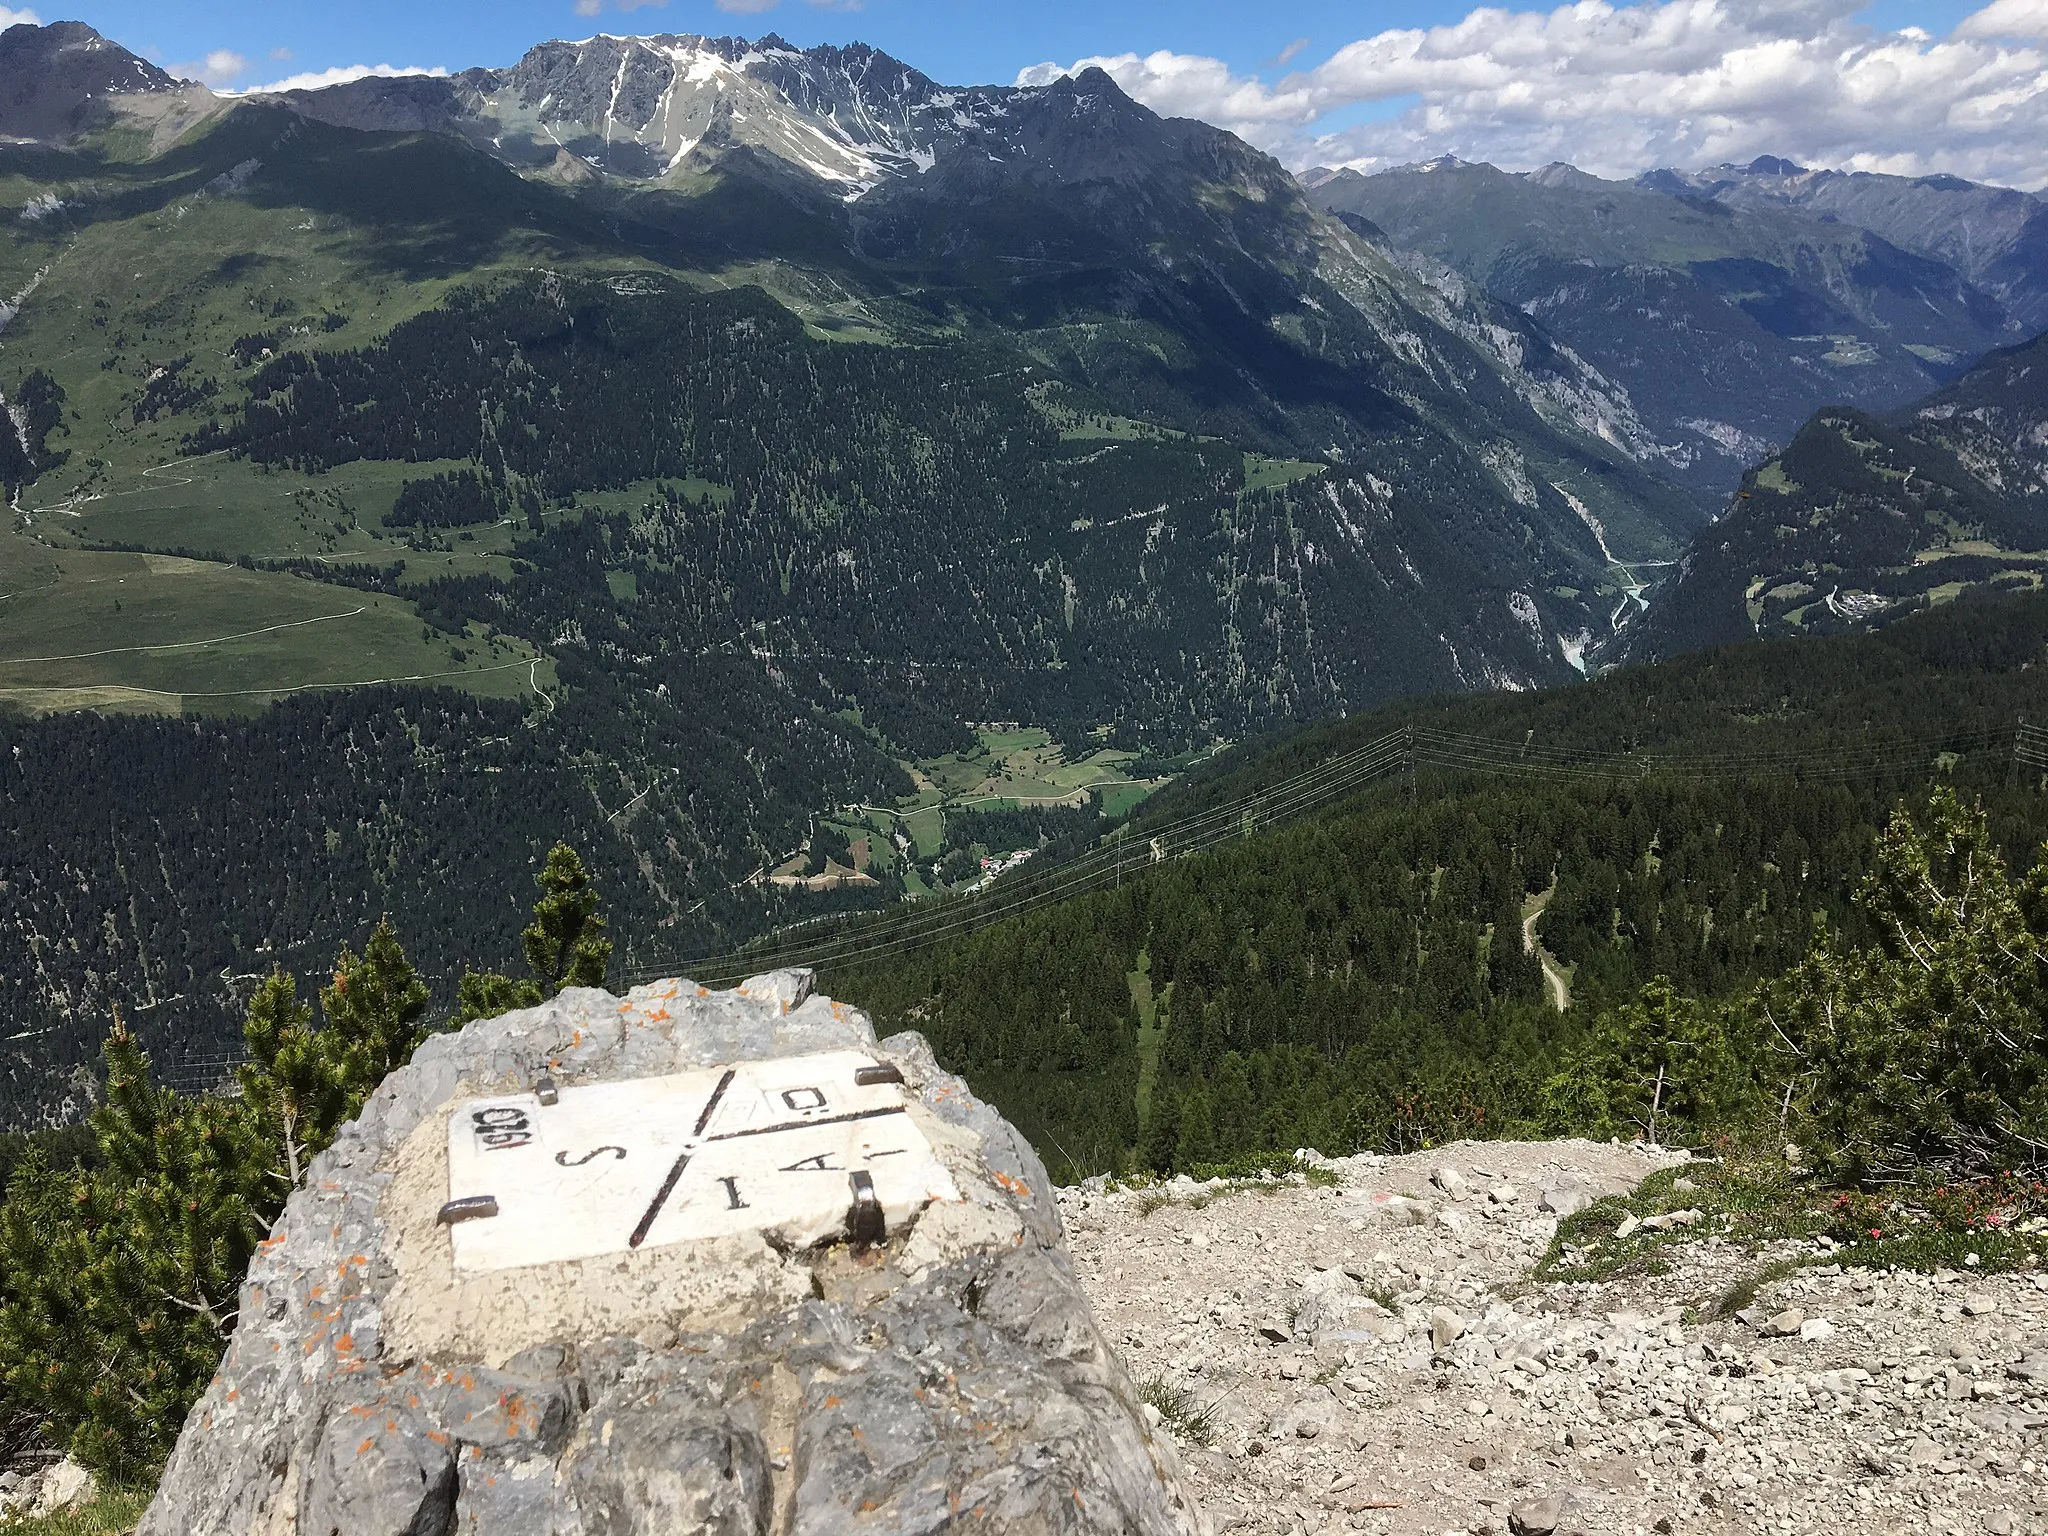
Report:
992,1172,1031,1198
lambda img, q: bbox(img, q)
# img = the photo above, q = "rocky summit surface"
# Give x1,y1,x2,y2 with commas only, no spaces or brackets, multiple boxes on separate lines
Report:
1065,1140,2048,1536
142,973,1202,1535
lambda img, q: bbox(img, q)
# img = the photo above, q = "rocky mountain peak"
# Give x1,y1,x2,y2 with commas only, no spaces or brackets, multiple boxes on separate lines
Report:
0,20,183,141
270,28,1022,193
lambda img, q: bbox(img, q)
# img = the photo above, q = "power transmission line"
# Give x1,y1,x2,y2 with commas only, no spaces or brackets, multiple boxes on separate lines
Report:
627,717,2023,989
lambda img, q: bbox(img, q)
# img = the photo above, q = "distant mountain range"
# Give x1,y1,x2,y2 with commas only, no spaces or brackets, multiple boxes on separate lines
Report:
0,20,1708,707
1644,157,2048,333
0,17,2040,735
1306,155,2045,500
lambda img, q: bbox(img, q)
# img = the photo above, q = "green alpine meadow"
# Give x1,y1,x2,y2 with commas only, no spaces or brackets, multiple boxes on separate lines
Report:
2,8,2048,1515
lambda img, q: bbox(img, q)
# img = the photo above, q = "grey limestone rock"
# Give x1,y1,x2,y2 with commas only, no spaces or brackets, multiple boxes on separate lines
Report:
1537,1175,1590,1218
1508,1493,1566,1536
143,971,1206,1535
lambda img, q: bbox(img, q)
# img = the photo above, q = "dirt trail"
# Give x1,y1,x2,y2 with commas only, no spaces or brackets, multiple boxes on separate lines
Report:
1521,886,1571,1012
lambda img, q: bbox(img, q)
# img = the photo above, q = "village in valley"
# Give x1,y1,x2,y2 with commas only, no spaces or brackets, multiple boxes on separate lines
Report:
759,724,1192,895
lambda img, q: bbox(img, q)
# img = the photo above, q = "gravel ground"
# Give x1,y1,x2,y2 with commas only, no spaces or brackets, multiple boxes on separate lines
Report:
1062,1139,2048,1536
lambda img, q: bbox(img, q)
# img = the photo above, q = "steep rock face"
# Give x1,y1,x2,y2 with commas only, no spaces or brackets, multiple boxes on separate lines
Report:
277,32,1021,193
141,972,1203,1535
0,21,182,141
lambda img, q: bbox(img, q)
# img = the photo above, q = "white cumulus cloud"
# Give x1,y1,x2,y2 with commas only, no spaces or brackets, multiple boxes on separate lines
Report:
1958,0,2048,40
0,8,42,27
236,63,451,96
1020,0,2048,191
169,48,250,87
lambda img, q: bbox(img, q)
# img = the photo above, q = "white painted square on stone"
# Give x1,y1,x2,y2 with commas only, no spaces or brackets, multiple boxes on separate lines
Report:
444,1049,959,1272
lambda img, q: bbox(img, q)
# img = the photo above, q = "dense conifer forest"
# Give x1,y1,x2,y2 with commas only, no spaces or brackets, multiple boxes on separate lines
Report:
828,591,2048,1180
0,686,900,1120
185,272,1621,743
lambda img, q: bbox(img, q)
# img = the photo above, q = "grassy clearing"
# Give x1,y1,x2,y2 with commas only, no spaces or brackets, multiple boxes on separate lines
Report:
25,458,706,592
27,453,517,577
2,1488,150,1535
1531,1153,2048,1319
1243,453,1327,493
0,530,546,714
903,726,1149,810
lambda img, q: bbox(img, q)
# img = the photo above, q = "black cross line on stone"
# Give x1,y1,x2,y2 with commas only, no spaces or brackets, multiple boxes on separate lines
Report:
628,1066,734,1249
626,1068,909,1250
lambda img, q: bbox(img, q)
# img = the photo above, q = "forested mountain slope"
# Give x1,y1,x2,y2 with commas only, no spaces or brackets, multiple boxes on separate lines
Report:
0,685,901,1121
827,590,2048,1179
1630,328,2048,658
0,20,1715,1126
4,19,2043,1134
0,23,1715,704
1306,157,2028,500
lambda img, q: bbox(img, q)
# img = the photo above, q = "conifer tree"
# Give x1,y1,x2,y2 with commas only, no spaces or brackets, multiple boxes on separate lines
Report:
454,968,544,1026
457,842,611,1023
238,968,332,1190
0,1147,109,1467
0,919,442,1479
1176,1085,1217,1169
1566,977,1758,1145
1,1016,267,1478
1139,1081,1181,1174
320,917,431,1101
1767,789,2048,1180
526,843,611,991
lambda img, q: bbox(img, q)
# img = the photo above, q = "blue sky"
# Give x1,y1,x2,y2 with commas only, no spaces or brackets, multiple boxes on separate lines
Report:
54,3,1459,84
59,1,1995,90
24,0,2048,188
